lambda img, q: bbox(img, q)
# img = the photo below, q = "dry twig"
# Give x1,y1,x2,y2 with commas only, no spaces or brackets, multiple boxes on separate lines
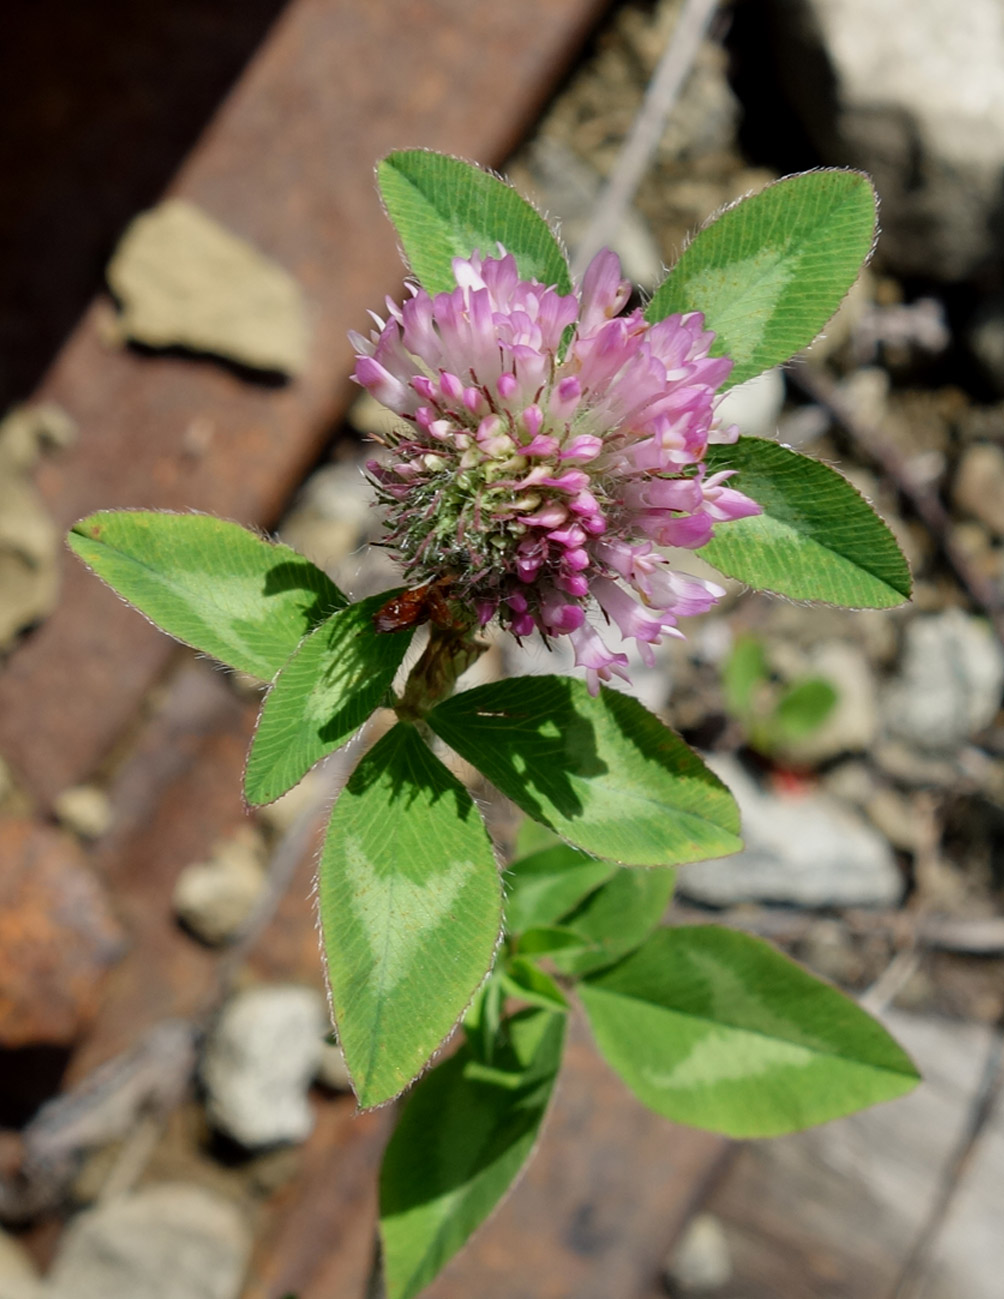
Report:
570,0,720,278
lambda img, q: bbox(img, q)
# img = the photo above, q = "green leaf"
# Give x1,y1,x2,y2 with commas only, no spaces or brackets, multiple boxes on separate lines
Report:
646,170,877,387
772,676,838,744
722,634,768,719
515,926,592,957
500,958,569,1012
514,816,562,858
380,1008,565,1299
67,510,346,680
463,972,505,1066
378,150,571,296
504,840,616,936
580,926,919,1137
429,676,742,866
244,592,413,806
700,437,912,607
551,866,676,978
318,723,502,1107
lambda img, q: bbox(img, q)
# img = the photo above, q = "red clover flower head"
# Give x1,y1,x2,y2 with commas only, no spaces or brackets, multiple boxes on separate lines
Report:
351,248,760,694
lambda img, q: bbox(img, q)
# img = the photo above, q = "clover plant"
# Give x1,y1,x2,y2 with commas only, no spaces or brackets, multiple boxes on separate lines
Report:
69,151,917,1298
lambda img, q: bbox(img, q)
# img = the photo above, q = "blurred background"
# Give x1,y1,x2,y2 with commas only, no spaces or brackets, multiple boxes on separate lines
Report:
0,1,1002,1296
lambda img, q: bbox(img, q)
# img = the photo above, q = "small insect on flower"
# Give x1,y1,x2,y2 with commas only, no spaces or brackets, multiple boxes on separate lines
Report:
352,246,760,693
372,576,459,633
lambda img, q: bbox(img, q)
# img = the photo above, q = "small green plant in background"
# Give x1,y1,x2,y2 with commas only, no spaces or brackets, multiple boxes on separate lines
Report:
723,633,839,759
68,151,917,1298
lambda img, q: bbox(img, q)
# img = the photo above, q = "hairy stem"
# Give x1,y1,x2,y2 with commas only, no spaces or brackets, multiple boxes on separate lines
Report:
396,625,487,721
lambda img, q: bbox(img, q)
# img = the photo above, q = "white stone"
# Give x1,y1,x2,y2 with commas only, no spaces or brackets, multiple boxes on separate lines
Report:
778,641,878,765
173,829,266,946
106,199,309,375
53,785,114,840
883,610,1004,753
45,1183,251,1299
315,1040,353,1092
952,443,1004,537
715,369,785,441
201,985,327,1149
0,473,59,650
771,0,1004,279
254,766,328,835
678,754,902,908
665,1213,733,1292
0,1228,42,1299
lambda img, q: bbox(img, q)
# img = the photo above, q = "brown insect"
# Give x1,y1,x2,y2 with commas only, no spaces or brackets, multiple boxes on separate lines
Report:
372,576,458,633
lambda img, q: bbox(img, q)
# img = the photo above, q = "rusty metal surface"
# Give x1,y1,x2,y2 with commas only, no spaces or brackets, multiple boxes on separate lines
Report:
0,0,611,805
0,819,124,1050
244,1098,392,1299
64,660,256,1083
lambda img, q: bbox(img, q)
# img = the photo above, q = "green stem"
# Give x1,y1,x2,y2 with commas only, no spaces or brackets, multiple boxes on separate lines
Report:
395,625,486,721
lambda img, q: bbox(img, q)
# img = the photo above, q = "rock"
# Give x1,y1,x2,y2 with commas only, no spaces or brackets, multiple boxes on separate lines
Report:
45,1183,251,1299
277,461,374,574
864,787,923,853
53,785,114,841
967,295,1004,395
665,1213,732,1292
346,391,409,442
507,137,664,289
767,0,1004,280
852,297,951,369
872,738,961,789
255,766,328,835
201,985,326,1149
106,199,309,375
714,369,785,441
0,403,76,474
0,1228,42,1299
315,1040,353,1092
678,755,902,908
953,443,1004,537
0,404,75,650
0,476,59,651
798,918,863,986
172,827,266,946
883,610,1004,753
0,820,125,1048
778,641,878,765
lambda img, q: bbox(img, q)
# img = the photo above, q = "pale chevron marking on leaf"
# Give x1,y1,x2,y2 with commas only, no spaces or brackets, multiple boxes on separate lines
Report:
341,832,476,995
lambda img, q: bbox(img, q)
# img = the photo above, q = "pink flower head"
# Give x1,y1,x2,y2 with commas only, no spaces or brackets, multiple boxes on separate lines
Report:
352,247,760,694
